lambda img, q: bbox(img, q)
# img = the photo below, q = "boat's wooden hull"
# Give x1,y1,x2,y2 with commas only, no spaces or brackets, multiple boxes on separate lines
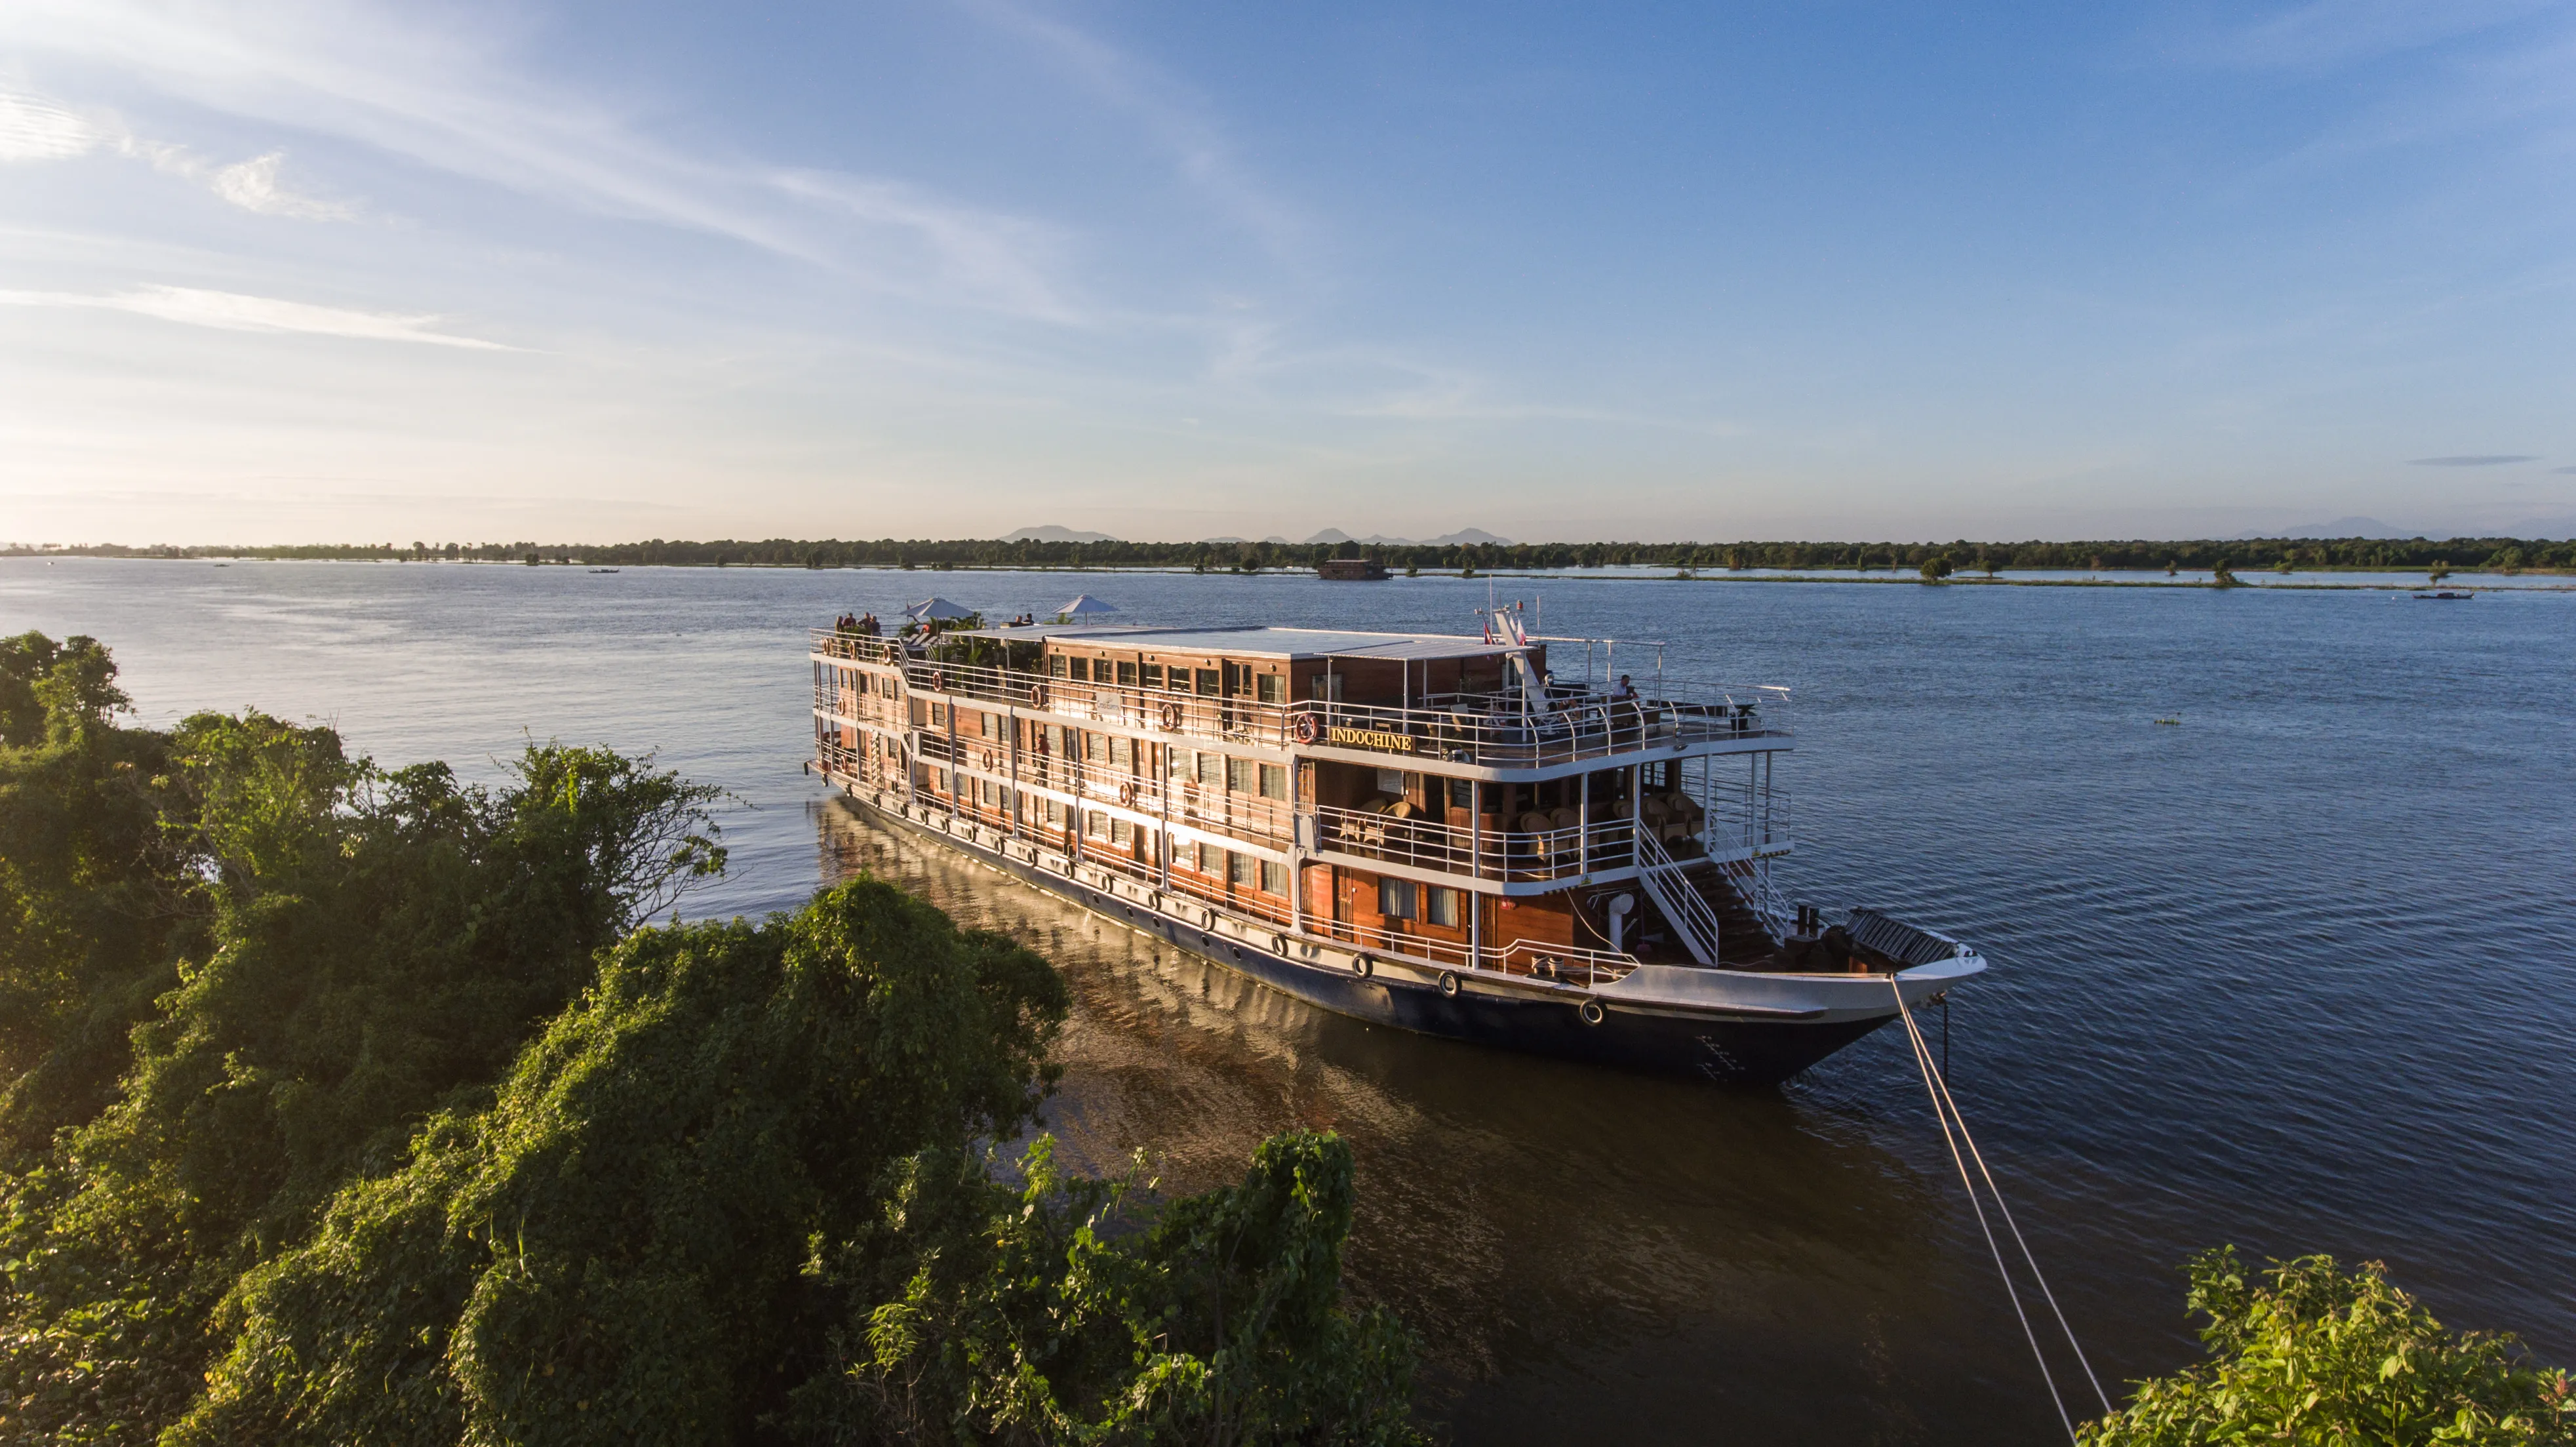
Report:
836,789,1902,1086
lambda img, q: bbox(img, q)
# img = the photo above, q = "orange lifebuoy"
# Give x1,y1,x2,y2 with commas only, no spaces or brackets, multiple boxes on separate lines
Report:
1027,683,1047,708
1158,700,1183,730
1292,712,1322,744
981,749,997,772
926,669,945,692
1117,780,1137,808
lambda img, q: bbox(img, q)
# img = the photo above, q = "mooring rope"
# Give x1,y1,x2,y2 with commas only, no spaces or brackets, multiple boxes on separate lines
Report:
1887,979,2090,1442
1893,988,2114,1418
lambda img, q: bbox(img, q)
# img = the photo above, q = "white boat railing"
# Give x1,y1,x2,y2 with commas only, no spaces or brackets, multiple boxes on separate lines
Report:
810,630,1790,766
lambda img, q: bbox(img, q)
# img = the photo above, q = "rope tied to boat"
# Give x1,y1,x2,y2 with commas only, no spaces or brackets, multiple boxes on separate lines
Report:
1888,978,2111,1443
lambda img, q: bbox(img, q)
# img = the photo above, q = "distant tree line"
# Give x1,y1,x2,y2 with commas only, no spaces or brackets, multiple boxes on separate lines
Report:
12,534,2573,572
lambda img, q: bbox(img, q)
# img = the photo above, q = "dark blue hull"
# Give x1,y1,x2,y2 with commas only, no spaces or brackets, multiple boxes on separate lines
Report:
849,795,1889,1086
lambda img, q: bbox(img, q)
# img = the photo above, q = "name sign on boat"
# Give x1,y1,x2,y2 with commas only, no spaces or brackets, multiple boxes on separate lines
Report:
1328,724,1416,753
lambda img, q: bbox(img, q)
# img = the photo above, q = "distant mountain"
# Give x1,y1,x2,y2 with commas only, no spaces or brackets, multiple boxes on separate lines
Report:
1004,525,1119,543
2503,517,2576,541
1298,526,1514,547
2234,517,2421,541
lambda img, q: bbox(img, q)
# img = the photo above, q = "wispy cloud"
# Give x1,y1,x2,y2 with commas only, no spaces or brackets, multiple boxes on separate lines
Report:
0,285,515,348
0,86,104,160
2186,0,2554,71
210,151,355,220
1,2,1090,319
954,0,1307,262
1,81,357,219
2408,454,2537,466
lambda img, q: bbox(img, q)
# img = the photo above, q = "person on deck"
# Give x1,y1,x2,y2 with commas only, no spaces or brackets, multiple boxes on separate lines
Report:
1610,674,1638,702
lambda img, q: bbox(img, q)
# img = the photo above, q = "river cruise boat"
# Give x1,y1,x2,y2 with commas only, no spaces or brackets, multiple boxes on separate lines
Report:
808,608,1983,1084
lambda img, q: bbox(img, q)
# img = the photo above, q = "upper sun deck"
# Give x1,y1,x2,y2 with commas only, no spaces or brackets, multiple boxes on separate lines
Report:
810,622,1789,771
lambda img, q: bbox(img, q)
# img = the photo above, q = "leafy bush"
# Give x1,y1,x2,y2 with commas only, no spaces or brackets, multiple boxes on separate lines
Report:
3,635,1424,1444
2081,1248,2574,1446
1,637,730,1444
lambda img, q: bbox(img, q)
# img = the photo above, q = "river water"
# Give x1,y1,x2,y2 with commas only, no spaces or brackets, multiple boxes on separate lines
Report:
7,557,2571,1444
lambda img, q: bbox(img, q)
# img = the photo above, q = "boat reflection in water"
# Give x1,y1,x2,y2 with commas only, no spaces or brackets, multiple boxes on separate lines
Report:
812,799,2069,1445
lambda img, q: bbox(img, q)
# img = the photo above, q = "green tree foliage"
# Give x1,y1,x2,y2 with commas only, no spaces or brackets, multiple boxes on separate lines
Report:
2080,1248,2574,1446
1,646,729,1442
1918,555,1954,582
172,878,1067,1444
823,1132,1424,1445
0,635,187,1158
3,637,1421,1443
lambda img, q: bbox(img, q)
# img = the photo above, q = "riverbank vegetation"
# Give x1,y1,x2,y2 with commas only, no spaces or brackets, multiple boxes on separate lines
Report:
2081,1249,2572,1446
0,633,1423,1445
12,534,2575,574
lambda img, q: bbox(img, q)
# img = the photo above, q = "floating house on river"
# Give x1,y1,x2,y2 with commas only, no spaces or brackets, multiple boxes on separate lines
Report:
808,605,1979,1082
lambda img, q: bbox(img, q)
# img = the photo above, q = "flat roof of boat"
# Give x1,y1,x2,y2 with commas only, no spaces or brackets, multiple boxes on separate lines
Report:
951,624,1519,661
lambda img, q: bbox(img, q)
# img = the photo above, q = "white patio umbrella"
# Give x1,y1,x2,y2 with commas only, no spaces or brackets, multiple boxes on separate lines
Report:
1052,593,1117,616
906,596,976,620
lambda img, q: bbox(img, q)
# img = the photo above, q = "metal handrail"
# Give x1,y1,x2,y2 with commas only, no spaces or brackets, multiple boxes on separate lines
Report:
811,629,1791,765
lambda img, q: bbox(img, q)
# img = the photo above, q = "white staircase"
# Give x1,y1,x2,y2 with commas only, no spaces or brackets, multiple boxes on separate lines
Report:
1634,828,1724,966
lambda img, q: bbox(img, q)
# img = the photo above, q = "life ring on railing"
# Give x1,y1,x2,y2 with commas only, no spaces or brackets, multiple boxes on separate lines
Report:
1437,970,1460,998
1159,700,1184,730
1578,998,1606,1027
981,749,998,772
1291,712,1322,744
926,669,944,692
1117,780,1137,808
1352,954,1374,979
1027,683,1047,708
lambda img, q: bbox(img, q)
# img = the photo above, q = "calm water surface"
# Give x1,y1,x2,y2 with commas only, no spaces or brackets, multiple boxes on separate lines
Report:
6,558,2571,1444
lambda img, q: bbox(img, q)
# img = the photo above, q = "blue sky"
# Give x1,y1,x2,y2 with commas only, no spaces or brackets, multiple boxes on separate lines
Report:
3,1,2572,544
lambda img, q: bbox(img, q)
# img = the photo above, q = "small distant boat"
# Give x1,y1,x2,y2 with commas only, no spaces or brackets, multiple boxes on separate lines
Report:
588,568,620,574
2153,715,2181,726
2411,591,2472,601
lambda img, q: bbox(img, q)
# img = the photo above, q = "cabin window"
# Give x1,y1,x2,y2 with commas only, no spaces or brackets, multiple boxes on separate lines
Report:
1111,817,1133,846
1228,851,1254,888
1256,674,1285,705
1048,656,1067,679
1258,763,1287,801
1260,859,1288,894
1196,751,1223,788
1311,673,1344,702
1195,668,1220,696
1196,841,1221,873
1425,887,1459,928
1109,736,1133,769
1086,810,1109,838
1378,877,1417,920
1142,663,1164,689
1084,732,1107,761
1376,767,1406,797
1448,776,1475,810
930,702,947,728
1117,661,1138,687
1048,800,1069,827
1227,757,1255,793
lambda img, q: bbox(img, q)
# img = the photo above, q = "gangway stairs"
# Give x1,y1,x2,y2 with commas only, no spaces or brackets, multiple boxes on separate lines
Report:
1635,828,1726,966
